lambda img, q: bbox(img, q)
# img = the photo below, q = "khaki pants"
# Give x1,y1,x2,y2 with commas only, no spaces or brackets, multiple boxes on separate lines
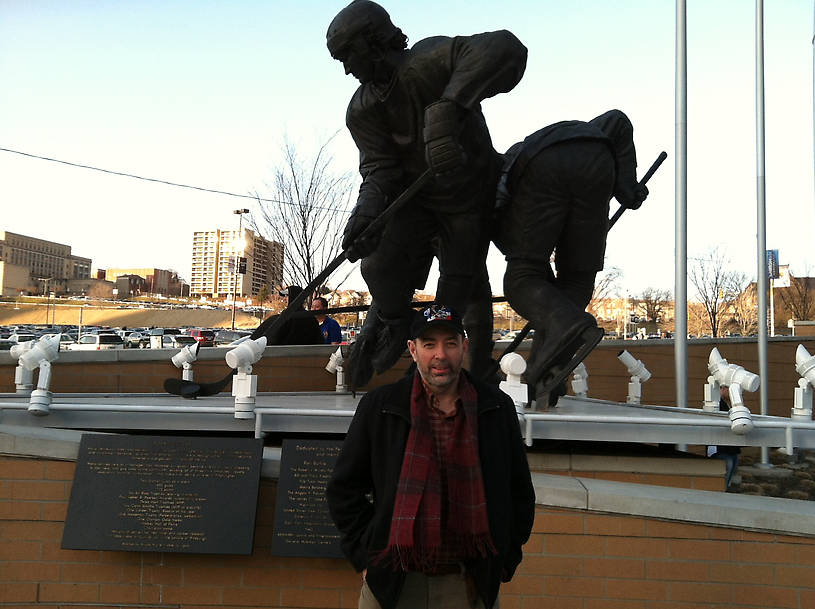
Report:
359,572,496,609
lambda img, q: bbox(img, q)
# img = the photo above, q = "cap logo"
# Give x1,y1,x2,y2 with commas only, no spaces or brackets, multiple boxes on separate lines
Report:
424,305,453,323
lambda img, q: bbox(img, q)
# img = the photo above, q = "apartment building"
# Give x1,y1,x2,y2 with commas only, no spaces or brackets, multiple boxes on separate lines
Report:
189,228,283,298
0,230,91,296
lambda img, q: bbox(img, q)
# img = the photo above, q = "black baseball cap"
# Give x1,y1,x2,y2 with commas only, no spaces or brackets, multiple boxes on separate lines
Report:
410,305,465,339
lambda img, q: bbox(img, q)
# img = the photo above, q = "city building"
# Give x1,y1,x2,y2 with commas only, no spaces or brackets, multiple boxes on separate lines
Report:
189,228,283,298
102,268,189,297
0,230,91,296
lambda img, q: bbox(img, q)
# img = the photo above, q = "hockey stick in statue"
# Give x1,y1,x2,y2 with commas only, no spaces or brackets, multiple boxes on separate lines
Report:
164,169,434,398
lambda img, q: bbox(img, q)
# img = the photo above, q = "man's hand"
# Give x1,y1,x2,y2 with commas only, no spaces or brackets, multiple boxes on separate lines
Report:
423,100,466,176
342,196,386,262
615,182,649,210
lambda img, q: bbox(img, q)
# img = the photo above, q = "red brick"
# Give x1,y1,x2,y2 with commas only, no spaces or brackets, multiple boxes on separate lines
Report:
497,594,521,609
606,579,668,600
501,574,545,596
40,542,99,562
669,581,731,604
583,557,645,579
99,584,141,604
281,587,340,608
544,576,604,598
544,534,604,556
606,537,668,558
38,583,100,603
731,541,796,564
732,584,799,609
646,560,709,581
533,513,584,534
161,585,223,604
1,459,44,479
528,597,582,609
797,544,815,565
142,565,183,585
305,568,360,589
222,587,282,606
3,521,63,541
0,540,41,560
184,566,243,586
583,514,648,537
39,502,68,522
0,501,40,520
1,562,60,582
61,563,123,583
584,600,647,609
647,520,710,540
776,565,815,588
801,589,815,608
43,460,75,480
523,533,543,554
10,480,67,501
520,555,582,576
0,583,38,602
668,539,730,561
708,561,774,585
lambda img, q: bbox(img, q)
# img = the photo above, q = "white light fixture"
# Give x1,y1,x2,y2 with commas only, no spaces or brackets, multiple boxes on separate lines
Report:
499,352,528,407
171,342,200,381
704,348,759,435
617,350,651,404
571,362,589,398
325,346,347,392
225,336,266,419
14,335,60,415
792,344,815,420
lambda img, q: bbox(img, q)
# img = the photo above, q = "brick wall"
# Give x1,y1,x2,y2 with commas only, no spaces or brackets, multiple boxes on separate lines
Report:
3,454,814,609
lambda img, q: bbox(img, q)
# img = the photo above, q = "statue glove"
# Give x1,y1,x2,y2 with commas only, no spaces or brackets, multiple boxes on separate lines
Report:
342,196,386,262
423,99,466,176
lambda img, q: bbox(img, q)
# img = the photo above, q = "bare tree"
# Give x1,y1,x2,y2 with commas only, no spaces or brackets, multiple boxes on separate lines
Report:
253,134,356,293
588,266,623,317
777,268,815,321
689,247,747,337
730,282,758,335
637,287,672,324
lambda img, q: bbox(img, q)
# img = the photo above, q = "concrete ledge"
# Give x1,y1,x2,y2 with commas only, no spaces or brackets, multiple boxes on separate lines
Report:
3,424,814,538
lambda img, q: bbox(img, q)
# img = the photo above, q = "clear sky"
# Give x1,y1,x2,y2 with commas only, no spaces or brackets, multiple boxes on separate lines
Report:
1,0,813,299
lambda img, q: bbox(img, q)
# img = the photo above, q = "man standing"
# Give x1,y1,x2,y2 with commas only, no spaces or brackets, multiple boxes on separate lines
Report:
327,304,535,609
272,286,324,345
326,0,527,384
311,296,343,345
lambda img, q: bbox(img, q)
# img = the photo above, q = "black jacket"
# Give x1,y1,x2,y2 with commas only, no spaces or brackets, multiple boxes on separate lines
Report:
327,372,535,609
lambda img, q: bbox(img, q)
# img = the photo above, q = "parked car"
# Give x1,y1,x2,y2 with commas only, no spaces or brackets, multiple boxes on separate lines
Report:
67,334,125,351
160,335,198,349
186,328,216,347
119,331,149,349
8,333,37,343
215,330,251,345
0,339,14,351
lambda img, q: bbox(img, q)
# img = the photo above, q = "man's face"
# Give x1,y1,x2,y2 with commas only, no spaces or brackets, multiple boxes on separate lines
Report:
333,38,377,84
407,327,468,391
310,299,327,319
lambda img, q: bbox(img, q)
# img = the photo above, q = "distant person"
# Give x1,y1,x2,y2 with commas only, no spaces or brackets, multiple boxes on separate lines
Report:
271,286,324,345
707,386,740,488
311,296,342,345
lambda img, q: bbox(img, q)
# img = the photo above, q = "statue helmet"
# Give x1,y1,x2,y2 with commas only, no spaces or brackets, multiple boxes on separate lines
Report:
326,0,407,58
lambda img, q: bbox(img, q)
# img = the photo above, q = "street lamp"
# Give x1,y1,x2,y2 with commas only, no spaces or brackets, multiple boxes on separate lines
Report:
231,208,250,331
36,278,52,325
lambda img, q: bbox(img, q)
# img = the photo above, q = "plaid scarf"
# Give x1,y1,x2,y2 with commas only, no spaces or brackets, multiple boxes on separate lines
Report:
377,372,496,571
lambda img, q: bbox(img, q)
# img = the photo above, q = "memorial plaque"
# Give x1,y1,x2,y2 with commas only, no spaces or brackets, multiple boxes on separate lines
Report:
62,435,263,554
272,439,343,558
